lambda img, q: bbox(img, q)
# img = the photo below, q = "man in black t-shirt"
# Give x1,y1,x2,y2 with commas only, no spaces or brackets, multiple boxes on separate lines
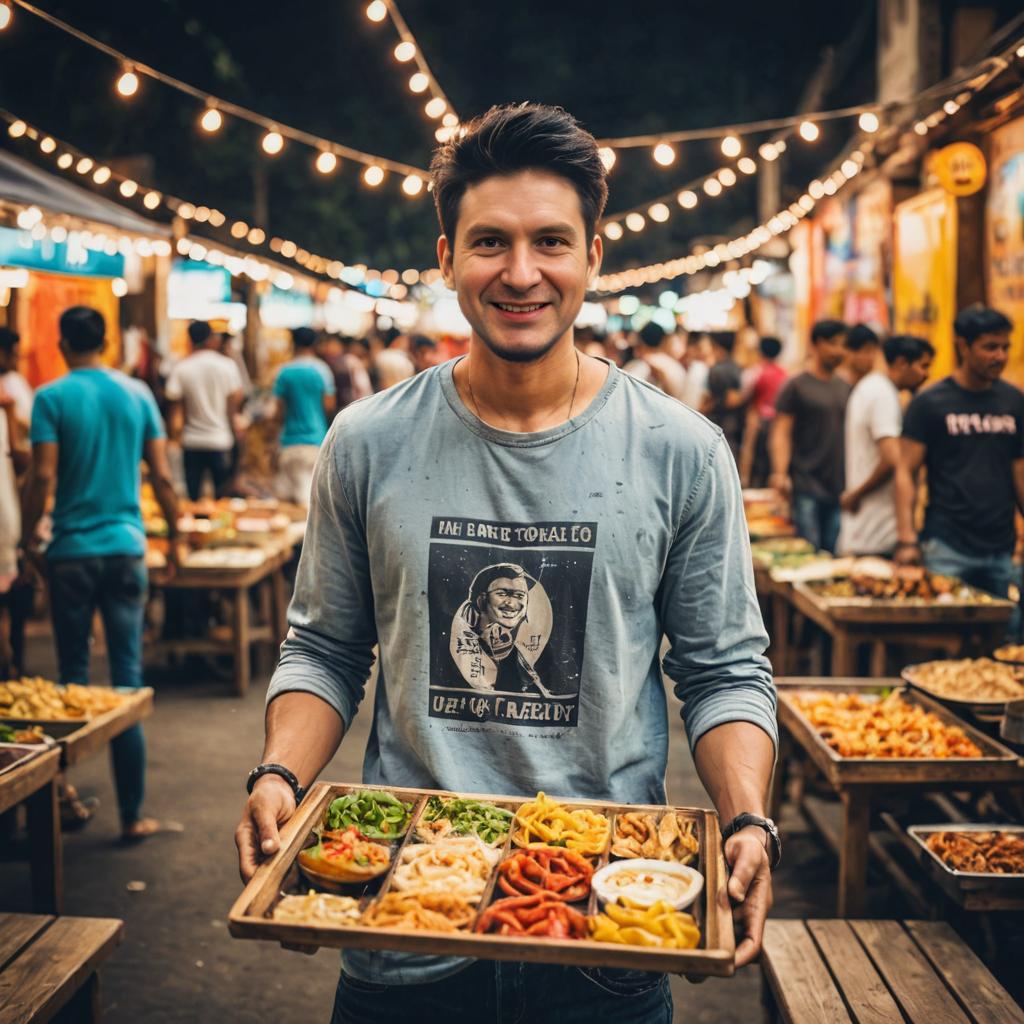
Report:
703,332,745,459
895,306,1024,600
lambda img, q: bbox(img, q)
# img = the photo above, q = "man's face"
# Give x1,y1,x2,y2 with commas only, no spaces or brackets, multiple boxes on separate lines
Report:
478,574,529,660
0,343,18,372
414,345,442,372
960,331,1010,381
845,343,878,378
895,353,933,392
438,170,601,363
815,333,846,372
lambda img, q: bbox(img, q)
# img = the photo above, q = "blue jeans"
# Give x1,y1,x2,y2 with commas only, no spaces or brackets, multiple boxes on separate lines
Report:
331,961,672,1023
791,492,841,554
48,555,148,826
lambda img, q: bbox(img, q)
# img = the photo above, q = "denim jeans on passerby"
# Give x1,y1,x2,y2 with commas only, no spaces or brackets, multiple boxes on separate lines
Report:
48,555,148,826
791,492,841,554
330,961,672,1023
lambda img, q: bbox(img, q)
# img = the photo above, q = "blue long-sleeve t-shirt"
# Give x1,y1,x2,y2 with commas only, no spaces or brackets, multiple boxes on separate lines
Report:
267,358,776,984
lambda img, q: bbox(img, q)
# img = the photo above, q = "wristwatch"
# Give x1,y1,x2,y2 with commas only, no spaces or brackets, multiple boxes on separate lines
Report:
246,762,305,804
721,813,782,870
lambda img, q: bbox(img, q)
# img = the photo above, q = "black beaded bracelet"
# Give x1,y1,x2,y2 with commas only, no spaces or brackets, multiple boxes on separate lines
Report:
246,762,305,803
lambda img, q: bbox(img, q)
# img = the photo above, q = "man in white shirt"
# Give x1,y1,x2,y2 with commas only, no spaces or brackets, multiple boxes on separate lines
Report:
837,335,934,556
165,321,244,500
0,328,34,438
681,333,711,409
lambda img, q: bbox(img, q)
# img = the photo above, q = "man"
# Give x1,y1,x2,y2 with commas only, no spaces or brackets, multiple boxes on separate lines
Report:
895,306,1024,598
317,334,373,412
838,335,934,557
236,104,777,1022
770,319,850,552
739,336,786,487
410,334,443,374
840,324,880,387
0,327,33,438
22,306,179,840
680,332,711,409
636,320,686,400
272,327,336,505
702,332,744,459
165,320,243,500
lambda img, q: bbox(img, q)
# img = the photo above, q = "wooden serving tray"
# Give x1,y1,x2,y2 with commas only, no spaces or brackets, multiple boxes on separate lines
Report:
1,688,153,768
776,680,1022,786
900,662,1024,710
792,581,1013,624
229,783,736,976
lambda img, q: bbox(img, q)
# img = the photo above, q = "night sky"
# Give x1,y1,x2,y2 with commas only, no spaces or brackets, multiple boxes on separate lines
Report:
0,2,1015,276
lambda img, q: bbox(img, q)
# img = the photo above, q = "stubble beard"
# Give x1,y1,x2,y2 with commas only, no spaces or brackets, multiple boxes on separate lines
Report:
473,323,568,364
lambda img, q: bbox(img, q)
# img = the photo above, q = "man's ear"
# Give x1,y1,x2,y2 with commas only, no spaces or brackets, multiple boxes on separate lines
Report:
437,235,455,290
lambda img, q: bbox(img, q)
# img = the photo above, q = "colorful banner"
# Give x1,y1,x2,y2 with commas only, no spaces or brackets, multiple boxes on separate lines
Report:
0,226,125,278
847,177,892,330
987,116,1024,387
16,271,121,387
893,189,958,380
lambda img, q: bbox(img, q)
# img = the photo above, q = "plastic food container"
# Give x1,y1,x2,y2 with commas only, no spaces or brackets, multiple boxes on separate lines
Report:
592,859,704,910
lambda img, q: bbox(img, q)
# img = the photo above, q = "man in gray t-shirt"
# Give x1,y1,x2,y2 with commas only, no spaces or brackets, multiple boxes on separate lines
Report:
236,104,777,1022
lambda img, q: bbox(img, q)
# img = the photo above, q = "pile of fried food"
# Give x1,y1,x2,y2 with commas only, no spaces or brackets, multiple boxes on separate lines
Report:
993,644,1024,664
905,659,1024,703
815,565,980,602
790,690,984,758
273,789,705,952
0,678,127,720
0,722,46,744
611,812,699,864
924,830,1024,874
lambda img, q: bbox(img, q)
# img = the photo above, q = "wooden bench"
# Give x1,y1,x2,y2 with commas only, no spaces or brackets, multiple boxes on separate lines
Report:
0,914,123,1024
762,919,1024,1024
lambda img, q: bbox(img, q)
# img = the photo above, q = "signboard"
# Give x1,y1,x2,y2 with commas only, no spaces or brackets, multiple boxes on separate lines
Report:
987,116,1024,386
893,189,957,380
932,142,987,197
0,227,125,278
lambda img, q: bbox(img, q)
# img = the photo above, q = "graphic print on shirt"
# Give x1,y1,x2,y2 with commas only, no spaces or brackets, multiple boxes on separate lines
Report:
428,515,597,728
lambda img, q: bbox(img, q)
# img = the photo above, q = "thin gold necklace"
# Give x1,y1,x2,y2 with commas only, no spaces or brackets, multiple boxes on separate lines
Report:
465,350,581,428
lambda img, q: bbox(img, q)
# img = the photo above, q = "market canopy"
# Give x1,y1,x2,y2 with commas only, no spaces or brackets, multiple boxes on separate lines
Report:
0,146,169,237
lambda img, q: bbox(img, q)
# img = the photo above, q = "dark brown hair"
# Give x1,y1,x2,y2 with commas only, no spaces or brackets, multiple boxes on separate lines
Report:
430,103,608,243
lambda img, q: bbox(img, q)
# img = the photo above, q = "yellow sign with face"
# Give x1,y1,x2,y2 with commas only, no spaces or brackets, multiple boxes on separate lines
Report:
933,142,987,196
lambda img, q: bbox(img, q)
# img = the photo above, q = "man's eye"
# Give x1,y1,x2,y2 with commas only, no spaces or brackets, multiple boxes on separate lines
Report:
476,238,503,249
540,237,567,248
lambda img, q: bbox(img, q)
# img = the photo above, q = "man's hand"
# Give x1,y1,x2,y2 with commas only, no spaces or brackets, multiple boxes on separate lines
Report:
16,546,44,588
235,775,296,883
839,490,860,513
725,825,773,968
893,541,922,566
769,473,791,499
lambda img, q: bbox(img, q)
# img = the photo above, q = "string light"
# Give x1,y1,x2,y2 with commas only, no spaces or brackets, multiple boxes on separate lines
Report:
648,203,670,223
261,130,284,155
39,136,56,153
56,153,72,169
718,167,737,187
143,191,161,210
598,147,616,172
366,0,387,21
798,120,819,142
394,41,416,62
604,222,623,240
703,177,723,197
737,156,757,174
942,99,960,116
315,150,338,174
402,173,424,196
92,165,111,184
677,190,698,209
116,65,139,98
408,72,429,93
858,111,879,133
364,165,385,187
721,135,742,157
0,2,12,31
625,212,646,232
200,106,222,133
758,142,779,161
652,143,676,166
7,119,26,138
75,156,93,174
424,97,446,119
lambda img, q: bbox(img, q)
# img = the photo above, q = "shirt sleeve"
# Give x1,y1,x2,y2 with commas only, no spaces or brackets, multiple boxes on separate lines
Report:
901,391,932,444
29,390,58,445
164,366,182,401
227,359,243,393
320,362,337,396
868,380,902,442
266,421,377,727
272,369,287,398
773,378,797,416
659,434,777,753
140,384,166,441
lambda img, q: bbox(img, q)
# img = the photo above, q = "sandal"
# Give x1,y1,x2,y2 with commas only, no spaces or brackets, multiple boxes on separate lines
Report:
59,784,98,831
121,817,164,844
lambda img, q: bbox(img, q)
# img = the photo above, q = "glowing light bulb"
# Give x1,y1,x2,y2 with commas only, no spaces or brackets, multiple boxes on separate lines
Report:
943,100,959,116
394,41,415,62
598,147,616,172
0,3,12,31
200,107,222,133
366,0,387,21
247,228,266,245
648,203,670,223
737,156,757,175
8,120,27,138
604,222,623,240
442,112,459,127
653,143,676,166
119,180,138,198
57,153,73,169
798,120,819,142
409,73,429,93
858,111,879,133
92,166,111,184
261,130,284,155
718,167,737,187
677,190,698,209
363,165,385,187
116,68,139,98
144,191,162,210
315,150,338,174
111,277,128,298
424,97,446,119
402,174,424,196
703,177,723,197
808,179,825,200
721,135,742,157
758,142,778,161
230,221,248,238
39,137,56,154
625,212,646,232
75,157,93,174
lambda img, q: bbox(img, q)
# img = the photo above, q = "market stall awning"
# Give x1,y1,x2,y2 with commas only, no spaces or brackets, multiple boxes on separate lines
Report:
0,146,170,236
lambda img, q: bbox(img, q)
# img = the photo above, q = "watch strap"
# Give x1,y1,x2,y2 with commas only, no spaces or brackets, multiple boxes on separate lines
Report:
722,812,782,869
247,762,305,803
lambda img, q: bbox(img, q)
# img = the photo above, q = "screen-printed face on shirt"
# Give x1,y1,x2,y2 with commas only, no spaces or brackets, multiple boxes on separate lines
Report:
477,575,529,660
438,170,602,364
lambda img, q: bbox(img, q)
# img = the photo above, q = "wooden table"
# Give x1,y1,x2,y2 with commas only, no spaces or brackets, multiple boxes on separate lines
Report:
772,679,1022,917
762,918,1024,1024
148,545,291,695
779,583,1013,676
0,747,61,915
0,913,123,1024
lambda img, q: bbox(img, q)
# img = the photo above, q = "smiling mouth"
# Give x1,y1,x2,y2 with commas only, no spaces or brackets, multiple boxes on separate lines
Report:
492,302,549,313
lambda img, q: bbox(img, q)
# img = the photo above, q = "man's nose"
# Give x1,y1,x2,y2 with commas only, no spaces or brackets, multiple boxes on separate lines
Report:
500,242,543,292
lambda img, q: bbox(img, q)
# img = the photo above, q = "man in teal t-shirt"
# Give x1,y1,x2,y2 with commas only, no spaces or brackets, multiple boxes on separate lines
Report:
272,327,335,505
22,306,179,841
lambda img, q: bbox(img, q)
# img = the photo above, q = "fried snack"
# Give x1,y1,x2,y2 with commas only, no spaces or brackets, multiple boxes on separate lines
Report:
611,811,699,864
815,567,988,603
588,898,701,949
0,723,46,743
907,659,1024,703
0,678,127,720
791,691,983,758
994,644,1024,664
475,893,588,939
361,892,476,932
272,891,362,926
390,837,499,901
497,846,593,902
513,792,610,855
925,831,1024,874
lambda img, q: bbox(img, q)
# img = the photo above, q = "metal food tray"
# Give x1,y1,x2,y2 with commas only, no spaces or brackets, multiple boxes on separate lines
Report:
906,824,1024,904
0,742,50,777
900,663,1024,710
